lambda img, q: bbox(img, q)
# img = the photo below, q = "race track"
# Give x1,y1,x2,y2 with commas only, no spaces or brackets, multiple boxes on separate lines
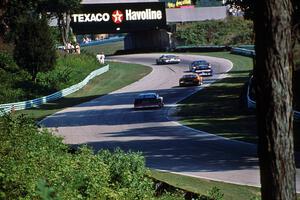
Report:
41,53,300,190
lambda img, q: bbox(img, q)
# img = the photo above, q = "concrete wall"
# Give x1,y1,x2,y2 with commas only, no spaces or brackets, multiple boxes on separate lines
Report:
166,6,227,23
124,29,171,50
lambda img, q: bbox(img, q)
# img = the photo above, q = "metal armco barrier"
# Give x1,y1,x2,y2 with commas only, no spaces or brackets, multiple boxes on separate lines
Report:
246,76,300,119
295,111,300,120
0,65,109,116
231,47,255,57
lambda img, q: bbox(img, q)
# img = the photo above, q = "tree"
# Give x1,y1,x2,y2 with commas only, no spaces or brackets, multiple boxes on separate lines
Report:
254,0,296,199
0,0,8,42
1,0,38,42
226,0,299,33
39,0,81,45
1,0,81,45
14,17,56,82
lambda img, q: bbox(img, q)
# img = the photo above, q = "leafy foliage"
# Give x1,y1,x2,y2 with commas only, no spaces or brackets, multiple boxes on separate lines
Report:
1,0,81,44
0,52,30,104
226,0,299,24
174,17,253,46
39,0,81,45
0,53,102,104
13,17,56,82
0,51,18,72
0,114,154,200
207,187,224,200
225,0,254,19
1,0,36,41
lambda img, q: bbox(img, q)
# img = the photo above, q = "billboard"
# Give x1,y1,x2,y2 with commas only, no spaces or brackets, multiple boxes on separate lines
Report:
70,2,167,34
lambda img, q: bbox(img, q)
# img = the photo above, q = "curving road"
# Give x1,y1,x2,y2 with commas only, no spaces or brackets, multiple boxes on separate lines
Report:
41,53,300,190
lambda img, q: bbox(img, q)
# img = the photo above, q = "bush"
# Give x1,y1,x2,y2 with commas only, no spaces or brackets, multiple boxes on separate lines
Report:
36,53,102,91
0,52,32,103
0,52,19,73
14,17,56,82
0,52,102,103
0,114,153,200
174,17,254,46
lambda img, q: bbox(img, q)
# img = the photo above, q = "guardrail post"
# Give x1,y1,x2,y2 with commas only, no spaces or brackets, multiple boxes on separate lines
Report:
11,105,15,113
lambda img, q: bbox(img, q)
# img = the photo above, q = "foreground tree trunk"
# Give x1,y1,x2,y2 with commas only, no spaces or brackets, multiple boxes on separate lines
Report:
254,0,296,199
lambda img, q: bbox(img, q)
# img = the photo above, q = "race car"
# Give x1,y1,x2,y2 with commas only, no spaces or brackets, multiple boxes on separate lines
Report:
179,73,203,86
156,55,181,65
189,60,213,76
134,93,164,109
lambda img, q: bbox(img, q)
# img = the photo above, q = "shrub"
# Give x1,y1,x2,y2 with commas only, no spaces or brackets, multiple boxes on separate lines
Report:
0,52,31,103
14,17,56,82
0,52,101,103
0,114,154,200
174,17,254,46
0,52,19,73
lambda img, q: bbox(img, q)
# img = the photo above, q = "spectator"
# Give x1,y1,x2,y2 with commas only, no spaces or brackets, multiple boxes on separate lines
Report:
70,43,75,53
65,42,72,53
96,52,105,64
75,43,80,54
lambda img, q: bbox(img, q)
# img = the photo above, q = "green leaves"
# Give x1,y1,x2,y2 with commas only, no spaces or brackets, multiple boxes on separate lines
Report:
0,115,153,199
13,17,56,82
174,17,254,46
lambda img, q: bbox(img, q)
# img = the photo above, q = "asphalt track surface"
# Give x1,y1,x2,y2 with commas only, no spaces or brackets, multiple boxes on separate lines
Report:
41,53,300,190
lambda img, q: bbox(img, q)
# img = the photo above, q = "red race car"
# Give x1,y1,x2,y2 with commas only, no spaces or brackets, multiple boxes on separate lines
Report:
134,93,164,109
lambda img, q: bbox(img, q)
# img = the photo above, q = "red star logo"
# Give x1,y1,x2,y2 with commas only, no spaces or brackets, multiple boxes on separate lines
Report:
112,10,124,24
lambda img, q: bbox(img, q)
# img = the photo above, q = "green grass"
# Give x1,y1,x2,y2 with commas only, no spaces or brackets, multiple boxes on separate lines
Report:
176,51,300,149
18,61,152,121
81,41,124,56
150,170,261,200
176,52,258,143
54,53,105,86
0,53,104,104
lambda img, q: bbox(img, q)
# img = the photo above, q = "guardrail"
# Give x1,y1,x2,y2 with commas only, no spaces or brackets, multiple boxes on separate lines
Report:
80,36,124,47
295,111,300,119
246,76,300,120
231,47,256,57
0,65,109,116
174,45,229,52
246,76,256,109
236,45,254,50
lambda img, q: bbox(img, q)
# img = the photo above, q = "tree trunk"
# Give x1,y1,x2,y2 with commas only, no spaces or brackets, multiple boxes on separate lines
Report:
58,13,70,46
0,0,8,41
254,0,296,199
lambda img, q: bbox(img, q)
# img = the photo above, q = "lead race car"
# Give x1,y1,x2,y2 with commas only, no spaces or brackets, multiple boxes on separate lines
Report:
156,54,181,65
134,93,164,109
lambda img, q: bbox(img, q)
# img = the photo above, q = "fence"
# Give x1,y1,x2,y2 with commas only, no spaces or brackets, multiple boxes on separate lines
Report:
246,73,300,120
231,47,255,57
0,65,109,116
174,45,229,52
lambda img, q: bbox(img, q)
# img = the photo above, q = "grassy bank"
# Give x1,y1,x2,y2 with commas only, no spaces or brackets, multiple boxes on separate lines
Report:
150,170,260,200
175,52,257,143
175,51,300,149
18,61,152,121
0,53,105,104
81,41,124,56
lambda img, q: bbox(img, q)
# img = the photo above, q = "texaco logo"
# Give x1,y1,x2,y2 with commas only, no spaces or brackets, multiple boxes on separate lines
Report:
112,10,124,24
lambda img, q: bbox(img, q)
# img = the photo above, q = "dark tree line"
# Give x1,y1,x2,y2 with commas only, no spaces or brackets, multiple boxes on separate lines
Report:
0,0,81,82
